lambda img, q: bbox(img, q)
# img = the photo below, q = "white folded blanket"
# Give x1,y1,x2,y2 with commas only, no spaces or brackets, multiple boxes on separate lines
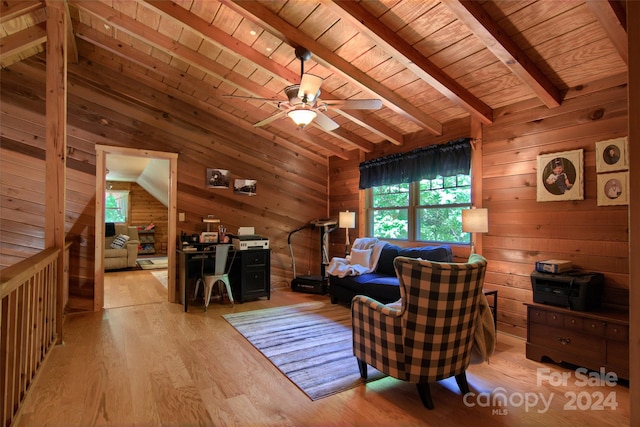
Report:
327,238,387,278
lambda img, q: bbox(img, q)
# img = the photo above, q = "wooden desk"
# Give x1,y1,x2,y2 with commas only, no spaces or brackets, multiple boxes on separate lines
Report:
177,246,270,311
177,245,224,312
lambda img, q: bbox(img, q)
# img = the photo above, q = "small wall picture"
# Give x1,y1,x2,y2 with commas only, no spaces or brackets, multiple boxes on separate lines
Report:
597,172,629,206
234,179,257,196
596,137,628,173
536,149,584,202
206,168,230,189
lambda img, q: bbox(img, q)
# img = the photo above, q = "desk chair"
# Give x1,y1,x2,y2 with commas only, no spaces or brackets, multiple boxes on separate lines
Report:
194,244,234,310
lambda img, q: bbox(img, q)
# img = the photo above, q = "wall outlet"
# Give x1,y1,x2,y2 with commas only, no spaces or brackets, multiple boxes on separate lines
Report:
179,212,185,222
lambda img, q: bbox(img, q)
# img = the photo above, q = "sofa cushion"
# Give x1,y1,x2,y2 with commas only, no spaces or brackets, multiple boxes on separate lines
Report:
111,234,130,249
375,244,401,276
104,248,128,258
350,248,372,268
330,273,400,303
398,245,453,263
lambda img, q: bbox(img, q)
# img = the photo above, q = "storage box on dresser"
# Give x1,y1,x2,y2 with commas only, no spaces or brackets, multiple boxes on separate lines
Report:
525,303,629,380
229,249,270,303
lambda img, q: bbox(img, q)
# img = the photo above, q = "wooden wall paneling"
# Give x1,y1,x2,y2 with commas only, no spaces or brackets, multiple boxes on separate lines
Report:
327,83,628,339
0,149,45,267
65,167,96,311
482,79,629,337
328,151,361,260
627,3,639,425
1,55,330,297
110,182,169,256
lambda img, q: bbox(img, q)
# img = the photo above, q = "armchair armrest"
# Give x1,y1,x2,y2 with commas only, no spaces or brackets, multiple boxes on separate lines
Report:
352,294,405,377
125,239,140,267
352,295,403,317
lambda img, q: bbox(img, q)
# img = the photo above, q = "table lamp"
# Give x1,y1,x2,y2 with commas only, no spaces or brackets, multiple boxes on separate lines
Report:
462,208,488,255
202,215,220,232
339,210,356,255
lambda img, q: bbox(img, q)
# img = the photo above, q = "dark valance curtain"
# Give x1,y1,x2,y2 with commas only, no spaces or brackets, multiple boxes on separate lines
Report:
358,138,472,189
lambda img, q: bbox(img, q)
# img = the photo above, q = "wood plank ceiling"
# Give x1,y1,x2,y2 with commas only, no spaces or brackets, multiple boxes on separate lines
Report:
0,0,628,160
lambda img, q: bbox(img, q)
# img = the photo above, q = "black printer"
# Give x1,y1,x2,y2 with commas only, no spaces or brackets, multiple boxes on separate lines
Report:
530,271,604,311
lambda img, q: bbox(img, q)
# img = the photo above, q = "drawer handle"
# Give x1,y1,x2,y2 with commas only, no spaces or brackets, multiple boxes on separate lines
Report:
613,328,618,333
571,319,576,324
591,323,596,328
557,336,571,345
552,315,557,320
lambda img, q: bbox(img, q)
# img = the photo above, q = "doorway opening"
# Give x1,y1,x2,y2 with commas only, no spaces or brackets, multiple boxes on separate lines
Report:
94,145,178,311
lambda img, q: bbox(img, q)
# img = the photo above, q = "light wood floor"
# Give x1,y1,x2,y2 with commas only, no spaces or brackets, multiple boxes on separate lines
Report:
16,270,629,426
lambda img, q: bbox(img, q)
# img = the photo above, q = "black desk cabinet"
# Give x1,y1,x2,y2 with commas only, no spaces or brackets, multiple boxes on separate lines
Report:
230,249,270,303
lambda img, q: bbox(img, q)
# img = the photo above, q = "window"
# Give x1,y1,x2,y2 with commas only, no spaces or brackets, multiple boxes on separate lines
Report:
105,190,129,223
369,174,471,244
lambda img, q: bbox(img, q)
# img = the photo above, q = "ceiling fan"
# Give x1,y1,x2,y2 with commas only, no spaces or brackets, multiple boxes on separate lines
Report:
225,47,382,131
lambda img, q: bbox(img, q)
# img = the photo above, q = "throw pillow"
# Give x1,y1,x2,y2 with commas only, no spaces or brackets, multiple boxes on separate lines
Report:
110,234,130,249
350,248,372,268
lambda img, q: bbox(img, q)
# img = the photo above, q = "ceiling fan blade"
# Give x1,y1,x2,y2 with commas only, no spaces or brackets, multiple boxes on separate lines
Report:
313,111,340,131
254,110,287,127
321,99,383,110
298,74,323,103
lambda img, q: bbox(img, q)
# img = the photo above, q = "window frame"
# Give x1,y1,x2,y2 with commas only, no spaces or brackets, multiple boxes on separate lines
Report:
104,189,130,224
366,175,472,244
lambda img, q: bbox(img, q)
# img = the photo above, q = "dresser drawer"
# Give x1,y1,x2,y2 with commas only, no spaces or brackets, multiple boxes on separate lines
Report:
528,307,547,324
582,319,606,337
605,323,629,341
564,315,583,331
546,311,563,327
529,322,606,363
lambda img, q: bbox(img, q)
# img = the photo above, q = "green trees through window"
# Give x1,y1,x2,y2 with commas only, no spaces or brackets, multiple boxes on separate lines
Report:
105,190,129,223
369,175,471,244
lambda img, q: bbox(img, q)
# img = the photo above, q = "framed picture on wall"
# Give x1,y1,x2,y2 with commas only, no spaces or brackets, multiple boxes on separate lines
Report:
234,179,257,196
206,168,230,189
536,149,584,202
597,172,629,206
595,137,628,173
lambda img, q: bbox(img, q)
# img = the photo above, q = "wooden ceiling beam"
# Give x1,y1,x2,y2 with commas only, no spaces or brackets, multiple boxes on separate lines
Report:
318,125,375,152
224,0,443,135
332,109,403,146
585,0,628,64
142,0,403,147
0,0,43,24
71,1,273,99
62,0,79,64
71,0,368,154
446,0,562,109
72,23,349,160
0,25,46,62
325,0,493,125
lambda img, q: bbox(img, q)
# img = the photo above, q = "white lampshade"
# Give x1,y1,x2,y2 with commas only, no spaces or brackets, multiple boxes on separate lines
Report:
462,208,488,233
339,211,356,229
287,109,317,127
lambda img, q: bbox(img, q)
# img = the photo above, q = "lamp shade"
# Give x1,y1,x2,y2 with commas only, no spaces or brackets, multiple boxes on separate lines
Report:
287,109,317,127
462,208,488,233
339,211,356,229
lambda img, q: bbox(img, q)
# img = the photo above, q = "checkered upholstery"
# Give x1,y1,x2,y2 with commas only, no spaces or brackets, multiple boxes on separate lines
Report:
352,254,487,384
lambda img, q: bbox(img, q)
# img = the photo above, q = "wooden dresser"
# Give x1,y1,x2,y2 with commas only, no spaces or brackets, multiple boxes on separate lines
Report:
525,303,629,380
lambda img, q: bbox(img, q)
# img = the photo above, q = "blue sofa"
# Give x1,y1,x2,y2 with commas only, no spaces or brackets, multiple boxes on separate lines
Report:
328,243,453,304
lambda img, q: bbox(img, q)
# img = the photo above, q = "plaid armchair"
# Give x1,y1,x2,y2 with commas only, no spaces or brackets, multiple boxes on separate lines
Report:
352,254,487,409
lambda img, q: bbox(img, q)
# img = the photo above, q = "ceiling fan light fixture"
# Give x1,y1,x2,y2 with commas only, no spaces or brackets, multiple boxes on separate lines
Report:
288,109,317,127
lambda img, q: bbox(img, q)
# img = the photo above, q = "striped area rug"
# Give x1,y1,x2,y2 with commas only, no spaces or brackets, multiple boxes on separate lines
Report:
223,301,386,400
